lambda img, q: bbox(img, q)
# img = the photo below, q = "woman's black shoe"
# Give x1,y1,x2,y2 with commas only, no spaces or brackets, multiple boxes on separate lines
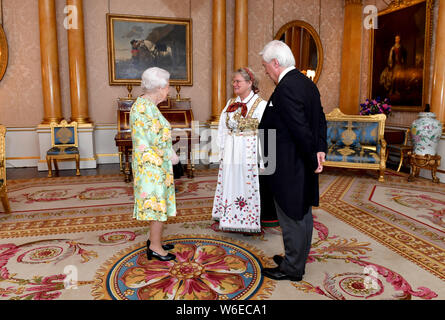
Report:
146,240,174,251
162,243,175,250
146,248,176,261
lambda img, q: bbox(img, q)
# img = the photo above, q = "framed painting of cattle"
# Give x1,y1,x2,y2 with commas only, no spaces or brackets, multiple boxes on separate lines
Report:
107,14,192,86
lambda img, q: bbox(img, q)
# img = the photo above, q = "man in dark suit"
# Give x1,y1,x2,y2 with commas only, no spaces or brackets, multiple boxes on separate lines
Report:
258,40,327,281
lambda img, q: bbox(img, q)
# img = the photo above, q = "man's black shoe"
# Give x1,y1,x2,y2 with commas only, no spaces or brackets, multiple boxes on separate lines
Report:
261,267,302,281
272,255,306,275
273,255,283,266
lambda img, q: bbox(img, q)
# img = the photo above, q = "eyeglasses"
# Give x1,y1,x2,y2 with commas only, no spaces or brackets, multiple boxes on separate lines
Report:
231,80,248,85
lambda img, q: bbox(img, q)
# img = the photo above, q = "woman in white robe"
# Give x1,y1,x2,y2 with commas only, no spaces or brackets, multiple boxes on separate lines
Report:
212,67,267,233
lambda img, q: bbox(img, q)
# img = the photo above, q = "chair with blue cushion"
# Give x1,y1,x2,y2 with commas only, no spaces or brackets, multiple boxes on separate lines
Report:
46,120,80,177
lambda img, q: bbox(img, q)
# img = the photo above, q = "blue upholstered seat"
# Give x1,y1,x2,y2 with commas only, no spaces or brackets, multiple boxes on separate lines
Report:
47,146,79,155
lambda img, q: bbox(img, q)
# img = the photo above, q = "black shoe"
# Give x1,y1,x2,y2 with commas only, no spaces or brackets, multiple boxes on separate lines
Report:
146,239,174,251
261,267,302,282
146,248,176,261
273,255,284,266
162,243,175,250
272,255,305,275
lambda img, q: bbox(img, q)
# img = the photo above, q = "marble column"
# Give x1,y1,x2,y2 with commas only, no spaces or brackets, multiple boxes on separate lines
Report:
65,0,96,170
210,0,227,123
339,0,363,115
38,0,63,124
431,0,445,128
66,0,91,124
234,0,248,71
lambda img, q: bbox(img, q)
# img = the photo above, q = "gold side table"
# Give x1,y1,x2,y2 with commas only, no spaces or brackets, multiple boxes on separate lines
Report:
407,152,441,183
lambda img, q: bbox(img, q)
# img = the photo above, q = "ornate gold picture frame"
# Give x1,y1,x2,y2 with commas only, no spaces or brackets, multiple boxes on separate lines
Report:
368,0,434,112
106,14,192,86
0,24,8,81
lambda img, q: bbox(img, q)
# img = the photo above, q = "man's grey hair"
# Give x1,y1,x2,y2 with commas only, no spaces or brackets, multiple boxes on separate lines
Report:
141,67,170,93
259,40,296,68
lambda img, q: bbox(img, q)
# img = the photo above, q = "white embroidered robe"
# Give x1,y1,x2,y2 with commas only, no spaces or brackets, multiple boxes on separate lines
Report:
211,91,267,232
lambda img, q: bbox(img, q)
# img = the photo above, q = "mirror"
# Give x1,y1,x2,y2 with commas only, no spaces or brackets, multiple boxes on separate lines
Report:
274,20,323,83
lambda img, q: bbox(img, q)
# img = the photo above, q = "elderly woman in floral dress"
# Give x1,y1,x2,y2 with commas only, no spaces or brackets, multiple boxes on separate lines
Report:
130,67,179,261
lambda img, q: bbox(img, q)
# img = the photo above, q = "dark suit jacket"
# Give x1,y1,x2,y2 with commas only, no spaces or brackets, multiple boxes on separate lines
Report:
258,68,327,221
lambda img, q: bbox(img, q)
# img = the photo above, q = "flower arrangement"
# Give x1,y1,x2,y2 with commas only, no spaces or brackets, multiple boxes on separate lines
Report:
359,97,391,116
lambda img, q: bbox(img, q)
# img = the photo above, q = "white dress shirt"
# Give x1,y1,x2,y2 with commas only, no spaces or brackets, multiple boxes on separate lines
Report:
278,66,296,84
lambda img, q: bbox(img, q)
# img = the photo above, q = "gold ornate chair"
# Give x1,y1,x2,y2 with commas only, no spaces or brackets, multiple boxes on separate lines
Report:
46,120,80,177
0,124,11,213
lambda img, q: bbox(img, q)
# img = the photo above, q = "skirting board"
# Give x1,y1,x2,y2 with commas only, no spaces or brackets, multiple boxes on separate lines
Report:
4,124,218,169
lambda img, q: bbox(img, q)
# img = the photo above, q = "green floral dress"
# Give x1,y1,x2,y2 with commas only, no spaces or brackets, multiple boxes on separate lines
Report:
130,96,176,221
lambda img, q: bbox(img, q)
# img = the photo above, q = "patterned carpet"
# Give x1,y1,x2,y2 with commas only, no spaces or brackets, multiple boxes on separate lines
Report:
0,168,444,300
0,171,216,238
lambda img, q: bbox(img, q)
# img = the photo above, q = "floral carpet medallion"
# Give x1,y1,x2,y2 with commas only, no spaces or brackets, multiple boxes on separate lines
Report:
92,235,274,300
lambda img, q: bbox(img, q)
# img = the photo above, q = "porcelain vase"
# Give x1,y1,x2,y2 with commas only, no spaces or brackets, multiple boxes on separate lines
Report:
410,112,443,156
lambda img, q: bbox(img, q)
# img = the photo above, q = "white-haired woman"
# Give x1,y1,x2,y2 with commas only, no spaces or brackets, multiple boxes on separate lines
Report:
211,67,272,234
130,67,179,261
